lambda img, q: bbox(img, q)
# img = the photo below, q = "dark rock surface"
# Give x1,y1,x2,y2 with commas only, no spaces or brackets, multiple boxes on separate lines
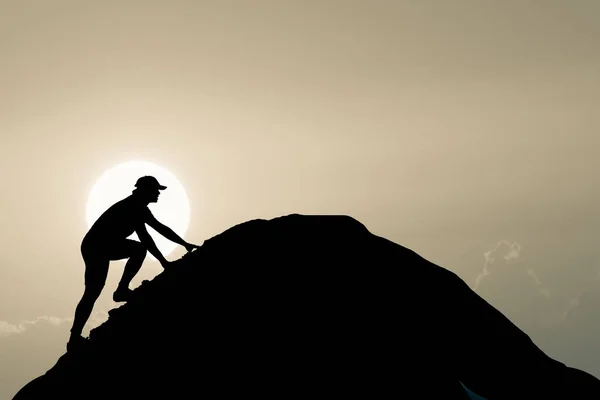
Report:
13,214,600,399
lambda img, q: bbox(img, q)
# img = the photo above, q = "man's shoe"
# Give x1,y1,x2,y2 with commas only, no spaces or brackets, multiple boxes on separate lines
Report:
113,287,134,302
67,335,88,353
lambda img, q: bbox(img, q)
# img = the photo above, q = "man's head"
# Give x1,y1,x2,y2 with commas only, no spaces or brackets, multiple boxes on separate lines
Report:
133,176,167,203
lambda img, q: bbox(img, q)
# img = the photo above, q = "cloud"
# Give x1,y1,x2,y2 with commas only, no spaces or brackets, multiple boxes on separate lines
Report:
0,311,108,338
473,240,522,289
0,316,66,337
559,275,600,322
473,240,550,297
526,268,550,297
472,241,600,327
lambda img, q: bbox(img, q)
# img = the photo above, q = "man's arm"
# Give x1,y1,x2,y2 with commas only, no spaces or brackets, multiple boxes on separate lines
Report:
136,224,168,265
146,213,188,246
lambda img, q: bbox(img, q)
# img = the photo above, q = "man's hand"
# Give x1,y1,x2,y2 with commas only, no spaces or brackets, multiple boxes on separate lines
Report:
184,242,201,252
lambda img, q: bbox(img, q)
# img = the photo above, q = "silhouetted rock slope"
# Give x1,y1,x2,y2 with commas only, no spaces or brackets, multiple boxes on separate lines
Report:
13,214,600,399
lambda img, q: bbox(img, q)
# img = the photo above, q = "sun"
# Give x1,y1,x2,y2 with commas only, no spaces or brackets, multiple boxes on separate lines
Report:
85,160,191,260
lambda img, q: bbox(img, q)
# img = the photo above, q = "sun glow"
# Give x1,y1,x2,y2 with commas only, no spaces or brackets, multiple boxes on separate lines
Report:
85,160,191,259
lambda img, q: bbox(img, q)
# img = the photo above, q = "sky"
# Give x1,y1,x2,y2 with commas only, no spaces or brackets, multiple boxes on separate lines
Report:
0,1,599,398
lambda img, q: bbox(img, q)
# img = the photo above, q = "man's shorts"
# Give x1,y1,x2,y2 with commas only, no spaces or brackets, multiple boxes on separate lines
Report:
80,237,147,289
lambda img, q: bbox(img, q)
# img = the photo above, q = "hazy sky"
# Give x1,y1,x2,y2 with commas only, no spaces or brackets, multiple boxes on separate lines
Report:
1,1,599,398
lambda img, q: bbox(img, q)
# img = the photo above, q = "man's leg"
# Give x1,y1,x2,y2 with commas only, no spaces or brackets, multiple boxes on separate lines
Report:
109,239,147,301
69,256,109,347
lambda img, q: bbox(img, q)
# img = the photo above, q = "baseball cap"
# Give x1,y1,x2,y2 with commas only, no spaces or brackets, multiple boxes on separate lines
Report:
135,176,167,190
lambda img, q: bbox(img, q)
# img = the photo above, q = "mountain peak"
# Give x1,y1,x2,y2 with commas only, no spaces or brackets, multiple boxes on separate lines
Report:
13,214,600,399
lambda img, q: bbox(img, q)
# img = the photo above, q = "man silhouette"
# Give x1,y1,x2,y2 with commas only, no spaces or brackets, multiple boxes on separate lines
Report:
67,175,200,352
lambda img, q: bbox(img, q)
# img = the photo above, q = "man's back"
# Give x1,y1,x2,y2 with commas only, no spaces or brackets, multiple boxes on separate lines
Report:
84,196,151,245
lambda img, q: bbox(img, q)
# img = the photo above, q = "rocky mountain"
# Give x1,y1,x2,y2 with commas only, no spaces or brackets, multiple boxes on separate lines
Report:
12,214,600,399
